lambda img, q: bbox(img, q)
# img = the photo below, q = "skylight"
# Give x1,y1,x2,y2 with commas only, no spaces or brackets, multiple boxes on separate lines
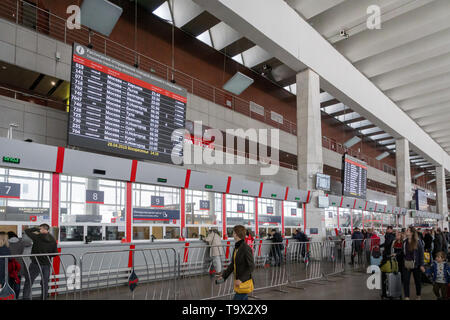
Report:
153,1,173,24
196,30,212,47
232,54,244,64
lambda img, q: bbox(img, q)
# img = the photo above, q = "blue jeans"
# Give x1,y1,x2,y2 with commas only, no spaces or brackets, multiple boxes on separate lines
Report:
233,293,248,300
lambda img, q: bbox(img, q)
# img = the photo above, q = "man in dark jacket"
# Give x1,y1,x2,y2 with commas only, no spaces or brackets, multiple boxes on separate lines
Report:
293,229,308,259
22,224,58,300
350,228,364,265
433,229,445,259
381,226,396,257
423,230,433,252
218,225,255,300
268,229,283,266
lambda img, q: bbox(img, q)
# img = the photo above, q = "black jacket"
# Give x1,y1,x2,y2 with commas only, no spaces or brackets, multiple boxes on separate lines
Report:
423,233,433,251
223,240,255,283
381,232,395,256
351,231,364,250
433,233,444,253
269,232,283,245
25,228,58,266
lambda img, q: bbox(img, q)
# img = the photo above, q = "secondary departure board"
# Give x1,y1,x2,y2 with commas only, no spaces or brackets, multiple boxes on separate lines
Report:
68,43,187,164
342,154,367,199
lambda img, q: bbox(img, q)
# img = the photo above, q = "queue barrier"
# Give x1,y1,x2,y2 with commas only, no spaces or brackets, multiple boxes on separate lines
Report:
1,239,380,300
0,252,77,300
78,247,178,300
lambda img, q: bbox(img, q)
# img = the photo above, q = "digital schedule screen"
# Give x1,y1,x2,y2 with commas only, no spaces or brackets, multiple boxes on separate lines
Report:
68,43,187,164
342,154,367,199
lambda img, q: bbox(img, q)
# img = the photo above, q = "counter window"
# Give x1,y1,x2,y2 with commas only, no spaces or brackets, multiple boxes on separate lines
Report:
185,190,222,239
0,168,51,235
132,184,180,241
283,201,303,234
225,194,255,236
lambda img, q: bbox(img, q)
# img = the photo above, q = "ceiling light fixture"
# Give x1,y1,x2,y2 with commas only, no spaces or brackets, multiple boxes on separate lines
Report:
343,136,361,148
413,172,425,179
222,72,254,95
375,151,390,161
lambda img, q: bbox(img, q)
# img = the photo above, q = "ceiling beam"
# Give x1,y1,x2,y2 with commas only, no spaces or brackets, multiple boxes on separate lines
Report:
193,0,450,172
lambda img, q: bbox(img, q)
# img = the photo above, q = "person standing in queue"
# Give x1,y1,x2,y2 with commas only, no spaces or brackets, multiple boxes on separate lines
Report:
403,226,425,300
216,225,255,300
205,229,223,276
0,232,11,291
22,224,58,300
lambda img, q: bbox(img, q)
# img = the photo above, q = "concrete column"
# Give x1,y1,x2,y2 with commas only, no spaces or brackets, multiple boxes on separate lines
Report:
395,139,413,227
296,69,325,240
436,166,448,229
86,178,100,216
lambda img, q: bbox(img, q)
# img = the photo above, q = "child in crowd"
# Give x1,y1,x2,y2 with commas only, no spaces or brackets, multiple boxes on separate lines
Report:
426,251,449,300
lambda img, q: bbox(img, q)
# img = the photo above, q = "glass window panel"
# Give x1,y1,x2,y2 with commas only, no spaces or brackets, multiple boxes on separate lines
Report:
106,226,123,240
185,190,221,226
187,226,199,239
165,227,180,239
133,226,149,240
0,168,51,224
132,184,180,226
60,226,84,242
152,226,163,239
87,226,103,241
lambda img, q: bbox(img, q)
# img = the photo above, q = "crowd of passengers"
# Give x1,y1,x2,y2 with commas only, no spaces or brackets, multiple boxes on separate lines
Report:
1,223,448,300
349,226,449,300
0,224,57,300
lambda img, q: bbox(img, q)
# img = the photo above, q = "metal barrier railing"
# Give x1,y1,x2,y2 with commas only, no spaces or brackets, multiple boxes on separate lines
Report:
1,238,385,300
78,247,178,300
1,252,77,300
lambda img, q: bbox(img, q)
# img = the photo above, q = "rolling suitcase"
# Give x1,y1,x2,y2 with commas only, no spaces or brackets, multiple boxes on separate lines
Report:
385,272,402,299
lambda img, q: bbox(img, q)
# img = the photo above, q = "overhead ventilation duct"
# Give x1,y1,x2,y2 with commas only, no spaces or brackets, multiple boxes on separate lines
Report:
343,136,361,148
223,72,254,95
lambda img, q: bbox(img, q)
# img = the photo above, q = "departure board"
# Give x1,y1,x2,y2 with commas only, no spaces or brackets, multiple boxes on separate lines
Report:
68,43,187,164
342,154,367,199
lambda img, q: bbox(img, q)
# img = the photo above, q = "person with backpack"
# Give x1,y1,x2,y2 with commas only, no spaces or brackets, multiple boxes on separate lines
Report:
7,232,30,299
403,226,425,300
216,225,255,300
425,251,449,300
205,229,224,276
22,224,58,300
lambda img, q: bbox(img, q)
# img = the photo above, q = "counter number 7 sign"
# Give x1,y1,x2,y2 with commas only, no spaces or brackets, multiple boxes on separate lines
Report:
0,182,21,199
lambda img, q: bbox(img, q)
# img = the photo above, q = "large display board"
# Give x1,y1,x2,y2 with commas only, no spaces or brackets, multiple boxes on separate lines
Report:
341,154,367,199
68,43,187,164
414,189,428,211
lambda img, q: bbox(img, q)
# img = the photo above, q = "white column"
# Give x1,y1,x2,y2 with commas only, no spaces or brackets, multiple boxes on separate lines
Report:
395,139,413,227
296,69,325,240
436,166,448,229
